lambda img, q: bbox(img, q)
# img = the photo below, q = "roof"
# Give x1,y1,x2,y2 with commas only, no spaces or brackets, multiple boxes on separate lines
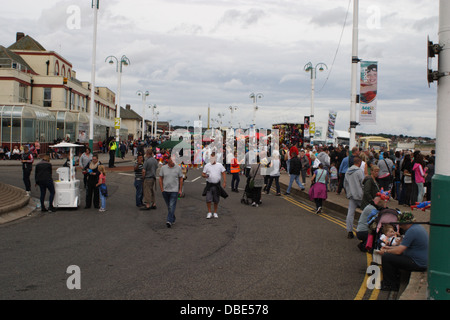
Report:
120,107,142,120
0,45,35,73
8,35,46,51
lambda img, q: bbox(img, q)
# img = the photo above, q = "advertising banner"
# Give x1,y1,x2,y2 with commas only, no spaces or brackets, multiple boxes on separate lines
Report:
303,116,310,139
359,61,377,124
327,111,337,139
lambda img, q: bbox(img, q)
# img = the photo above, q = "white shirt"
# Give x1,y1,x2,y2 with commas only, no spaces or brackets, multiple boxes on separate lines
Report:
203,162,225,184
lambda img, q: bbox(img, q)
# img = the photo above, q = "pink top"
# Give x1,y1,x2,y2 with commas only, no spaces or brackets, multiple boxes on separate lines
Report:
98,173,106,185
413,163,425,184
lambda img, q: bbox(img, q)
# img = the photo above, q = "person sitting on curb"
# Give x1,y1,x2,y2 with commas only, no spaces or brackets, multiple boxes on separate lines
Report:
379,212,428,292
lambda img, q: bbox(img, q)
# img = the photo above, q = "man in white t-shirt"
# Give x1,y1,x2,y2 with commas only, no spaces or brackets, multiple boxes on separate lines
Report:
202,152,226,219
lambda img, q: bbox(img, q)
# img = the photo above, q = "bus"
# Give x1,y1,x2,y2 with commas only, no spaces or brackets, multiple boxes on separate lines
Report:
357,136,391,151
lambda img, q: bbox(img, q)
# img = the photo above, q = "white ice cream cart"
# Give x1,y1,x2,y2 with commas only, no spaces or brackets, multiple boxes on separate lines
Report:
50,142,83,208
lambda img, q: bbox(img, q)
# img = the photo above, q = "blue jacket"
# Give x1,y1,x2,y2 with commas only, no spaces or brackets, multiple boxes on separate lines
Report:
339,156,349,174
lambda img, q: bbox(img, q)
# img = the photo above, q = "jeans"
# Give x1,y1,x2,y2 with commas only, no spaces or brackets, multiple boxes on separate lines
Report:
23,168,32,192
37,180,55,209
162,191,178,224
286,174,304,193
382,253,427,288
100,192,106,209
231,173,240,190
416,182,424,203
266,176,280,194
346,199,361,232
134,179,143,206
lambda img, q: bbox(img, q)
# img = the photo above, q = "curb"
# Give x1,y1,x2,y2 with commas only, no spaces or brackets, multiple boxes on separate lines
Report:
0,182,30,214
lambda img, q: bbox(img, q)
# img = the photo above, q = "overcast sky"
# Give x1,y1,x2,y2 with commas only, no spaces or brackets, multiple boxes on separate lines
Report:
0,0,440,138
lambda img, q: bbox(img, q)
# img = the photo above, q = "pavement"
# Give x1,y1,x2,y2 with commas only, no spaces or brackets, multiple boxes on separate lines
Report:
0,153,430,300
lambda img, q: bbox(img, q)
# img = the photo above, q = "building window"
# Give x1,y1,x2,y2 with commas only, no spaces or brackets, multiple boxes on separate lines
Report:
71,92,75,110
55,61,59,76
43,88,52,107
19,84,28,103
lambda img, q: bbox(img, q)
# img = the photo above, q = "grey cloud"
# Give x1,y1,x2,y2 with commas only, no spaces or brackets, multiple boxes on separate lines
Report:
309,6,350,27
212,8,266,31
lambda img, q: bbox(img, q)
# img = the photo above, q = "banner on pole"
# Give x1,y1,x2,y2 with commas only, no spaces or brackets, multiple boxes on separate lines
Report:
304,116,310,138
327,111,337,139
359,61,377,124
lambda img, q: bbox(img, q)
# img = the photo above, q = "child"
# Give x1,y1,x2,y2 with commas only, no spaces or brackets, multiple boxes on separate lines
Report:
372,224,401,265
379,224,401,247
329,162,338,192
96,165,107,212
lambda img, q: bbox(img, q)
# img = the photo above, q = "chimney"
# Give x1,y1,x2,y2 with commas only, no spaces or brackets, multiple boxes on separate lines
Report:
126,104,131,110
16,32,25,42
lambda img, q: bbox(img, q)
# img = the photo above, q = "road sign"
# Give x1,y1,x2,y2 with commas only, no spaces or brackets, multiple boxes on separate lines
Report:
114,118,121,129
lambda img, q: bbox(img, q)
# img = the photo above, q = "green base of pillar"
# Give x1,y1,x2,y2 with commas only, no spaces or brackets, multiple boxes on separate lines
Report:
428,174,450,300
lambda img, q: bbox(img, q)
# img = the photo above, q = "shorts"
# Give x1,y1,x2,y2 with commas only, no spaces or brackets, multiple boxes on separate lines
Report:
206,185,220,203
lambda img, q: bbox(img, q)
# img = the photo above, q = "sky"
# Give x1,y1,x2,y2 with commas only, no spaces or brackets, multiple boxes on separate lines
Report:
0,0,440,138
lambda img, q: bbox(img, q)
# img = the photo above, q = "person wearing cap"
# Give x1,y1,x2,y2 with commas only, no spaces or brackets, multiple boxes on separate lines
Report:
379,212,429,291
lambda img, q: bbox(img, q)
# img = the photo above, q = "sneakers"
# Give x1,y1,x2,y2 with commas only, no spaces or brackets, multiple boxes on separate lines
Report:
315,207,322,214
347,232,354,239
206,212,219,218
99,208,106,212
251,202,259,207
166,221,172,228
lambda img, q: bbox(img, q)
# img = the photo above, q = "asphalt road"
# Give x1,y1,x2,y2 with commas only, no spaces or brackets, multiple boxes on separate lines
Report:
0,165,370,300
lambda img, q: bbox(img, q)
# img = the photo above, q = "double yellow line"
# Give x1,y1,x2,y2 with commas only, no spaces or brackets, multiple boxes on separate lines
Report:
280,192,380,300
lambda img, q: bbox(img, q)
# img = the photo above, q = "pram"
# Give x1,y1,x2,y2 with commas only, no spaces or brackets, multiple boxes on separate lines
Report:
240,176,253,205
241,164,260,206
366,207,401,265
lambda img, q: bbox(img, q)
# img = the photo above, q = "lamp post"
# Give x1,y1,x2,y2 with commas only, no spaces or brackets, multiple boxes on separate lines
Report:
229,106,238,128
154,111,160,138
106,54,130,153
148,104,157,138
249,93,263,127
89,0,99,151
304,62,327,140
349,0,360,149
137,90,149,140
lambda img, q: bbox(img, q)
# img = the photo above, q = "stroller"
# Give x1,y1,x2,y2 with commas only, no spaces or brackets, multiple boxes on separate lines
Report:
241,164,260,206
366,207,401,265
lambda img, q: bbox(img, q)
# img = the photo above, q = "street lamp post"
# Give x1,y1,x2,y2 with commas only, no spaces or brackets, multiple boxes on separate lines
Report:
154,111,160,138
89,0,100,151
137,90,149,141
106,54,130,154
149,104,157,138
249,93,263,127
304,62,327,141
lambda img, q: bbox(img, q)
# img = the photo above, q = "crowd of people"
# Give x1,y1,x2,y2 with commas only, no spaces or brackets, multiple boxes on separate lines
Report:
10,134,431,292
278,142,431,292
